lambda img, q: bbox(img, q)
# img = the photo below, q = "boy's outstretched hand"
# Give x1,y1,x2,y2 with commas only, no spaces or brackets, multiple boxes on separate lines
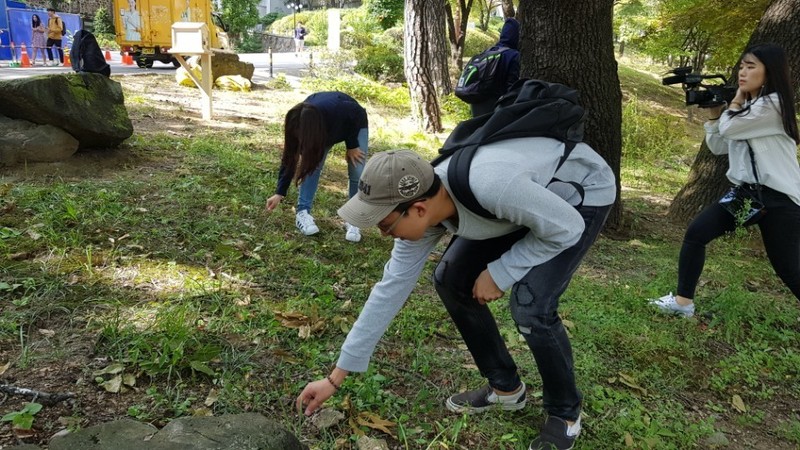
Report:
296,378,337,416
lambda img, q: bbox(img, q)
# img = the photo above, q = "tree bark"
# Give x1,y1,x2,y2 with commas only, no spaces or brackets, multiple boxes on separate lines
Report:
445,0,473,74
404,0,444,132
518,0,623,229
668,0,800,224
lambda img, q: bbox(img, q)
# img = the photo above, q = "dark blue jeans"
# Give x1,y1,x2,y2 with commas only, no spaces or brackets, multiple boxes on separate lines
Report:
678,185,800,300
433,205,611,421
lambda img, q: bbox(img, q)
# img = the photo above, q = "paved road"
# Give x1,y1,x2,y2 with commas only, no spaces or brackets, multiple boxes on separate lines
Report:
0,51,309,82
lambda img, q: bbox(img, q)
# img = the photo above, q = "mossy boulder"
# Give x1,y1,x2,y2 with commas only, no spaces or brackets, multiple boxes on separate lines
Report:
0,73,133,150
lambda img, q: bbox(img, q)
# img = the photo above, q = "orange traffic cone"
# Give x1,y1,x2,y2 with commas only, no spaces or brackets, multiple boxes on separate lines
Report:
20,43,31,67
104,49,112,61
122,52,131,65
63,51,71,67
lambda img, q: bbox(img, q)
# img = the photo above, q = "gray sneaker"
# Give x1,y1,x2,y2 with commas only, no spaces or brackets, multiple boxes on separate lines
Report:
529,415,581,450
445,382,526,414
649,292,695,318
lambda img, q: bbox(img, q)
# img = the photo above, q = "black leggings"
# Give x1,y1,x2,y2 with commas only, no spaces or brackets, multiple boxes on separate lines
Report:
678,186,800,300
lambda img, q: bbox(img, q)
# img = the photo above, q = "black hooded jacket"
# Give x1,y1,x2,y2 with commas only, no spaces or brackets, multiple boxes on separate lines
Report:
70,30,111,77
488,18,520,92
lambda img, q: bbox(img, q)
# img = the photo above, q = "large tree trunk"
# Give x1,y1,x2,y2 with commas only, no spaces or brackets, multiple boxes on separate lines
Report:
668,0,800,224
517,0,623,229
446,0,474,74
429,0,452,96
404,0,445,132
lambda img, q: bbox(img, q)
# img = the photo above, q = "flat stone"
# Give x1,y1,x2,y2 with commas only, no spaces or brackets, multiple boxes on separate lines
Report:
147,413,306,450
0,115,79,165
48,419,157,450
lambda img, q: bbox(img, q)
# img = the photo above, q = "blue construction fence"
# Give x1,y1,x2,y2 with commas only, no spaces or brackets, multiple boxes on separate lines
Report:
0,0,82,61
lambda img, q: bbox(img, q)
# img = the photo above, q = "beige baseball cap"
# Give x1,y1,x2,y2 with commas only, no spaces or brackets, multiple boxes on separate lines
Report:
338,150,435,229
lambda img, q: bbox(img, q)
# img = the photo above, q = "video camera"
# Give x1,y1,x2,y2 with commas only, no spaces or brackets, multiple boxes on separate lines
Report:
662,66,737,108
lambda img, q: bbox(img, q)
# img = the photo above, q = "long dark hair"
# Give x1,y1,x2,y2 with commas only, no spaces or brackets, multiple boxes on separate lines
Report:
31,14,41,28
728,43,799,143
282,102,328,185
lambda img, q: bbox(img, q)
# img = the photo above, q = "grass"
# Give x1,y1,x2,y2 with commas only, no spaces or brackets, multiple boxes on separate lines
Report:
1,57,799,449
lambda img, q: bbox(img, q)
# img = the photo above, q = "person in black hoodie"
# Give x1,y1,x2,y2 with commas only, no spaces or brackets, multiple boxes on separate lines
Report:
70,30,111,77
265,91,369,242
468,17,521,117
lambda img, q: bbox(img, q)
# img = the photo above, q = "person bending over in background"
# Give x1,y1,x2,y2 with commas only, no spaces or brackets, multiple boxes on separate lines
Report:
265,91,368,243
651,43,800,317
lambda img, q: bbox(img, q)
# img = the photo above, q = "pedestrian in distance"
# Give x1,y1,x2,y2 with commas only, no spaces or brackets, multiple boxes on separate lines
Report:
265,91,369,243
455,17,520,117
651,43,800,318
45,8,65,66
30,14,47,65
297,142,615,448
294,22,307,56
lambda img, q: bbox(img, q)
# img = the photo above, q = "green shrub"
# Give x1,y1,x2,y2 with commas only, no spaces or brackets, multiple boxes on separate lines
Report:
260,12,282,28
301,75,409,111
95,33,119,51
367,0,404,29
236,32,263,53
464,28,497,57
355,44,404,82
93,7,115,35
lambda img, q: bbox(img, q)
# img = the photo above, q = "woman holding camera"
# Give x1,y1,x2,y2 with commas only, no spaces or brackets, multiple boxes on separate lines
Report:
652,43,800,317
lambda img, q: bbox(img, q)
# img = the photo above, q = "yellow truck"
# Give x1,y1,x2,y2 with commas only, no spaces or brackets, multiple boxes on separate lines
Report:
113,0,229,68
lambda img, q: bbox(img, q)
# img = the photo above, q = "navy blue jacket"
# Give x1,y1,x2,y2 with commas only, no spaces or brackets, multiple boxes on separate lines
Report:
276,91,368,196
489,18,520,92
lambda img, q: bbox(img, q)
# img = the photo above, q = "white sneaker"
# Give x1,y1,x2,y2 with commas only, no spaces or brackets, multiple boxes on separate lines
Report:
650,292,695,318
295,210,319,236
344,222,361,242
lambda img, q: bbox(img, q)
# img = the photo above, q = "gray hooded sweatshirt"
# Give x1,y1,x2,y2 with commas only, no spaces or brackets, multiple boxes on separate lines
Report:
337,137,616,372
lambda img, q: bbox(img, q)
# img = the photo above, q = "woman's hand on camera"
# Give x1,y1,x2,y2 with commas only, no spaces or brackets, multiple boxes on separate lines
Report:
265,194,284,212
707,105,725,121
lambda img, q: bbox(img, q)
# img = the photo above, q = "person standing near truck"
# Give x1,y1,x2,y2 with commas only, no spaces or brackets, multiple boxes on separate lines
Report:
45,8,65,66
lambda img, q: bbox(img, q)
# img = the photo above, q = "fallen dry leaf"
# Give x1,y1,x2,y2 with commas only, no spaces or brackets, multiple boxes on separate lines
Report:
355,412,396,438
731,394,747,413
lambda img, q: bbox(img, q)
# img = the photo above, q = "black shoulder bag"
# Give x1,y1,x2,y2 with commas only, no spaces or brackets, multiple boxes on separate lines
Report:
718,142,766,226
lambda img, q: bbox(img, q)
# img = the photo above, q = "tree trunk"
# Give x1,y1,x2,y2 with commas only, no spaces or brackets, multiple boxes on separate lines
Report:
429,0,452,96
404,0,444,132
446,0,473,74
518,0,623,229
668,0,800,224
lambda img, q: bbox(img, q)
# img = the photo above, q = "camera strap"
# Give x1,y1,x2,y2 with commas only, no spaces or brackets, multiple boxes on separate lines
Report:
746,140,765,205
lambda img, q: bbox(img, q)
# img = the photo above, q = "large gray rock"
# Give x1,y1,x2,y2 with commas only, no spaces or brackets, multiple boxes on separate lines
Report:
206,50,255,81
0,73,133,150
0,115,80,165
147,413,306,450
48,418,158,450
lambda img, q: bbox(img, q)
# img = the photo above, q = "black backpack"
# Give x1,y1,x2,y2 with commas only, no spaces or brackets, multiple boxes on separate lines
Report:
59,18,67,36
433,79,587,218
70,30,111,77
454,47,510,104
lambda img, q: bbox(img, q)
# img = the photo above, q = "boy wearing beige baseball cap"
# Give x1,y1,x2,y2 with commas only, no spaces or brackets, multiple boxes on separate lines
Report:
299,141,616,450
